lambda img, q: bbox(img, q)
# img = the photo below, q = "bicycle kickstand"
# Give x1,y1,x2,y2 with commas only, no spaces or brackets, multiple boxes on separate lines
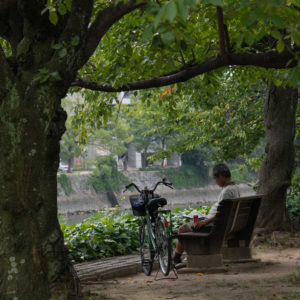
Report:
154,263,178,281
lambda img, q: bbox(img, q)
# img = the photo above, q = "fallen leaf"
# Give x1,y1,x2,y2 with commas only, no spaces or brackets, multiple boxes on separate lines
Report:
197,273,204,276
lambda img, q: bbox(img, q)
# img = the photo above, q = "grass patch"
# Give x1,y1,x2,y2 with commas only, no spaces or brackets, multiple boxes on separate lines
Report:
280,292,300,299
256,289,265,296
237,281,249,288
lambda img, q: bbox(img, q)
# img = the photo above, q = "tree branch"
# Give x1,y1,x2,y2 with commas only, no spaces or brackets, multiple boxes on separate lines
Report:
84,0,145,62
71,50,297,92
216,6,226,57
224,24,231,53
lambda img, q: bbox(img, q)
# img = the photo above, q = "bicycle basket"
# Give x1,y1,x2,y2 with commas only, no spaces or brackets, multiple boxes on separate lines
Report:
130,195,146,216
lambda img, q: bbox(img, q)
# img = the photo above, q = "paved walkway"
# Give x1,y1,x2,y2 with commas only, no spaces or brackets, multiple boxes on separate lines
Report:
74,254,143,282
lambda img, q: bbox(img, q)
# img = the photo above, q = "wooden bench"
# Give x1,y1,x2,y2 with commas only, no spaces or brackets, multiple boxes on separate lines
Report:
177,195,262,268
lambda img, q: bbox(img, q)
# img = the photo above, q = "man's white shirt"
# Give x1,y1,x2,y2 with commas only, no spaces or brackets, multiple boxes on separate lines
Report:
206,183,240,218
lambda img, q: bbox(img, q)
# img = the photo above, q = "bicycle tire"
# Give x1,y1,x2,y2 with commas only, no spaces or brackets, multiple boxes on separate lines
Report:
155,216,171,276
139,220,154,275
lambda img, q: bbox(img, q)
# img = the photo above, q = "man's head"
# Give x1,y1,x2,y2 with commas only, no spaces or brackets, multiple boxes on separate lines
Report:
212,163,231,187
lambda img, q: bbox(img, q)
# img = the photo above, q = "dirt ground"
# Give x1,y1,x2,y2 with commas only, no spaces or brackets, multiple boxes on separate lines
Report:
82,245,300,300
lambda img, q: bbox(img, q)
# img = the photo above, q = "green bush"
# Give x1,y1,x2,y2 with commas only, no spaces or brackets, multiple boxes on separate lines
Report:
57,173,73,196
88,155,130,192
61,209,140,262
287,174,300,220
161,165,207,189
228,163,258,184
61,206,211,263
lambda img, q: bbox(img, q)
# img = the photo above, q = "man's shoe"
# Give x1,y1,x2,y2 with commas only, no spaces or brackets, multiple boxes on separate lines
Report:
173,253,182,264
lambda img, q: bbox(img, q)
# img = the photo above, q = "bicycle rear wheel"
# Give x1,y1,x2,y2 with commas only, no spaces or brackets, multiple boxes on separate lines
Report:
155,216,171,276
139,220,154,275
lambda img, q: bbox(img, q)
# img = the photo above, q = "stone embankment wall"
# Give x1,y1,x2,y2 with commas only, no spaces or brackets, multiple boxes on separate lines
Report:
58,172,112,214
57,171,255,215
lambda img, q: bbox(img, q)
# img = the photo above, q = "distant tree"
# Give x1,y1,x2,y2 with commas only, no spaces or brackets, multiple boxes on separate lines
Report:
60,121,81,171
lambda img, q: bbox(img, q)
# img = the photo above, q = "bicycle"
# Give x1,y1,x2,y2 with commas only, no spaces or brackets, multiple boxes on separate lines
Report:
124,178,175,277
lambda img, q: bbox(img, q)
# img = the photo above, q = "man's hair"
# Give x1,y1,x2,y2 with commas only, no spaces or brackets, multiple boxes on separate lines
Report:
213,163,231,178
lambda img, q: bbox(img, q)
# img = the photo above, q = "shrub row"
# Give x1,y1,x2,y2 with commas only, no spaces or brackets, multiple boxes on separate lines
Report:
61,206,210,263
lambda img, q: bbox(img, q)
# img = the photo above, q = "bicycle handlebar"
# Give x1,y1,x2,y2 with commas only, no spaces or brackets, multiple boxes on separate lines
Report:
123,178,173,194
124,182,142,193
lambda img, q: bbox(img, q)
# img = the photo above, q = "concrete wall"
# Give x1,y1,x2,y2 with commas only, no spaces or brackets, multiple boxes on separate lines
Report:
58,172,112,214
127,144,142,169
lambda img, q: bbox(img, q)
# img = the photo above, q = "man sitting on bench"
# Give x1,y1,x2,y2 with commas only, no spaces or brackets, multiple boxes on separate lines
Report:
173,163,240,264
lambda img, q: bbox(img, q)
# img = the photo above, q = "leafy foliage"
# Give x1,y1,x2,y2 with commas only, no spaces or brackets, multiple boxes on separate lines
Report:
61,206,211,262
61,209,140,262
70,0,300,141
57,173,74,196
88,155,130,192
122,72,266,163
92,117,134,157
287,181,300,220
228,162,258,184
161,165,208,188
286,103,300,221
60,120,82,165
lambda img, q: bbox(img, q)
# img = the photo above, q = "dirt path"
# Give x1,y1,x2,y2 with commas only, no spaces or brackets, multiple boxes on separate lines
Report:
82,247,300,300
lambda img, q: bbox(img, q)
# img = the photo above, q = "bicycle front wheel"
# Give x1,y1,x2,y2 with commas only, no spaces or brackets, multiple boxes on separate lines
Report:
139,220,154,276
155,216,171,276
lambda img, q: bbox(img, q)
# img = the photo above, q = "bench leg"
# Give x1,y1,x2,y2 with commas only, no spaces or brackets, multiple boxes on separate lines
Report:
187,254,223,268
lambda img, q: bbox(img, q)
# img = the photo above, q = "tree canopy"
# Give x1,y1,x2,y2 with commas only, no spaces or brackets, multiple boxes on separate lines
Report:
70,0,300,94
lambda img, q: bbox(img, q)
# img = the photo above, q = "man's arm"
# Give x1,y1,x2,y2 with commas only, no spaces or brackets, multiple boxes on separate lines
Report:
194,215,216,229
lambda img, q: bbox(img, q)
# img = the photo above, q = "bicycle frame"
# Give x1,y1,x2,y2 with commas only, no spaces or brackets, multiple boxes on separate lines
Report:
143,206,173,256
144,209,156,253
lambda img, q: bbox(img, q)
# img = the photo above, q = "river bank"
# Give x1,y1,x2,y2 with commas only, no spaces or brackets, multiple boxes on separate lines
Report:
57,171,255,223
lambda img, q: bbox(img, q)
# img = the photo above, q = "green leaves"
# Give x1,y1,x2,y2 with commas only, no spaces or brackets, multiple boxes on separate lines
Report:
287,67,300,87
50,36,80,59
33,68,62,83
58,48,67,58
60,206,212,262
49,10,58,25
42,0,73,25
161,32,175,44
292,29,300,46
58,3,67,15
208,0,223,6
71,36,80,46
61,208,141,262
165,2,177,22
276,40,285,53
176,0,188,20
271,29,282,40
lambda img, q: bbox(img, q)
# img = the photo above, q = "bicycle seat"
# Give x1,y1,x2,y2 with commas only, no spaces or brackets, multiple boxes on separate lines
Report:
147,197,167,211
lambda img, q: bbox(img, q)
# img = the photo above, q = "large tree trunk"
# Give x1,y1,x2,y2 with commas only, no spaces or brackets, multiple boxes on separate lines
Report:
256,84,298,231
0,83,79,299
